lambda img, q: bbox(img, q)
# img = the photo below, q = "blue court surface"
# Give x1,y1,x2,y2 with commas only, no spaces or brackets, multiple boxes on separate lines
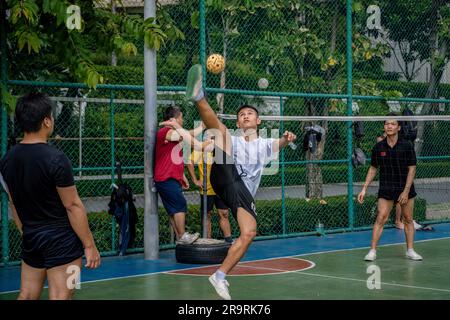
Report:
1,224,450,299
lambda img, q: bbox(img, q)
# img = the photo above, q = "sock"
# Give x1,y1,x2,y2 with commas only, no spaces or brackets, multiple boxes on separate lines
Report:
224,236,233,243
407,249,415,254
370,249,376,254
215,270,226,281
194,89,205,102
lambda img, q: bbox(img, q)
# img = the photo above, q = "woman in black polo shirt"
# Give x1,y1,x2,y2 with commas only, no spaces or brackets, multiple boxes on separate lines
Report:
358,114,422,262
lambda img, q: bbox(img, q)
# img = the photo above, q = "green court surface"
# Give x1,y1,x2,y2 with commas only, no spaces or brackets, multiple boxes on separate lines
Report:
2,238,449,300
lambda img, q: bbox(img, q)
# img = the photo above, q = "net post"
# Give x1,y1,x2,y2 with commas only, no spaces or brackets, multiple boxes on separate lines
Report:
346,0,355,230
110,89,116,252
280,96,286,235
144,0,159,260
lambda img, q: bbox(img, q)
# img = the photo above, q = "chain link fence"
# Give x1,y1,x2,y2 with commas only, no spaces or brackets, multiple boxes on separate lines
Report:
1,0,450,265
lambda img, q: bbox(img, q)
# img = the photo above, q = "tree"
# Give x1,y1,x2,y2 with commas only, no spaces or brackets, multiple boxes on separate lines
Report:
366,0,449,155
1,0,184,112
235,0,388,199
200,0,255,113
415,0,450,155
376,0,431,82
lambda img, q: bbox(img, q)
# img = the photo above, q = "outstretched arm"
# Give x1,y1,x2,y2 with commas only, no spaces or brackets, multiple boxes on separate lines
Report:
273,131,297,153
189,121,205,138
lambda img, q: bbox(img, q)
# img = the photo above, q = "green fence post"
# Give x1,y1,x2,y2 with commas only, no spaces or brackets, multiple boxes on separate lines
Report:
110,89,116,252
346,0,354,230
280,96,286,235
1,0,9,266
199,0,206,83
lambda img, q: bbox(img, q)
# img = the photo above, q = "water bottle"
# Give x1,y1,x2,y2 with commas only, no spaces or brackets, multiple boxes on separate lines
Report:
288,142,297,150
316,221,325,236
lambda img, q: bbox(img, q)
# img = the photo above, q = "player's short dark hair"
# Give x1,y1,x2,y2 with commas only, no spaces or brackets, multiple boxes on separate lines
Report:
15,92,53,133
163,105,181,121
236,105,259,116
385,112,400,124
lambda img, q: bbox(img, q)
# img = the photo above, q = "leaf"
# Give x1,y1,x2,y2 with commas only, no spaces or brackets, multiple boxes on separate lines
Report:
352,1,363,13
191,11,200,29
362,41,370,50
1,87,17,115
382,90,404,99
327,57,337,66
313,50,323,60
364,51,373,60
43,0,51,13
121,42,138,56
299,46,307,56
16,30,42,54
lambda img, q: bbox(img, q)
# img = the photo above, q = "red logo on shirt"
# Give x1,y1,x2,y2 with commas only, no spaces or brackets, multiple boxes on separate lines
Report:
380,151,386,156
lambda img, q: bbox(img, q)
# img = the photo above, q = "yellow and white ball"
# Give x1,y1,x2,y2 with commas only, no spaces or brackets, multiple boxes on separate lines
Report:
206,54,225,74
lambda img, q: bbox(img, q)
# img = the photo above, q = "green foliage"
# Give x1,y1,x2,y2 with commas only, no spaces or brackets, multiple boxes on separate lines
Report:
0,194,428,262
4,0,184,92
0,86,17,114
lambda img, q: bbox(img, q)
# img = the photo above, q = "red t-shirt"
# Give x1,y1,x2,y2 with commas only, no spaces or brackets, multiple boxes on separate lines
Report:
154,127,184,184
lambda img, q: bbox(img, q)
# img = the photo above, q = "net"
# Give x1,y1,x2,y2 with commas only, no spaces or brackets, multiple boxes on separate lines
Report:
1,86,449,264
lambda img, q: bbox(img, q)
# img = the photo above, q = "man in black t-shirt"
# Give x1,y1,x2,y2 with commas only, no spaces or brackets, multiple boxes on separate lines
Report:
358,114,422,262
0,93,100,300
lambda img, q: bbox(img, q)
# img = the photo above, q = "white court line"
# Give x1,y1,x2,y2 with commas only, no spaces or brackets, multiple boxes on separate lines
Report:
166,258,316,277
1,236,450,295
295,271,450,294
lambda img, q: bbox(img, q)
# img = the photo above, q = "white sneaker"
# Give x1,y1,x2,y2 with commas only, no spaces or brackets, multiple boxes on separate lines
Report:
209,274,231,300
176,232,200,245
406,250,423,261
364,250,377,261
413,220,422,230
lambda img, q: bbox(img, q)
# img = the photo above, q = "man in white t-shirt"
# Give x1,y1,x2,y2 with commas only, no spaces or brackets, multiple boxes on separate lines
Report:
185,64,297,300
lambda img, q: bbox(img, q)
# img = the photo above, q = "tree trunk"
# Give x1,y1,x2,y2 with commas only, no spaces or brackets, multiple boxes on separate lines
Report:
415,1,448,155
305,4,337,199
305,99,328,199
305,143,324,199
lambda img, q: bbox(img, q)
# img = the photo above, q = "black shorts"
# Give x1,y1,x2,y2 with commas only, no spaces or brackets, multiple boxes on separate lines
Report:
21,225,84,269
200,194,228,213
210,162,257,221
378,189,417,202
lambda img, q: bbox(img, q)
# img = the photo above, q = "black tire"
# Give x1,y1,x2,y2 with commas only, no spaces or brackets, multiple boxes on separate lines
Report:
176,241,231,264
